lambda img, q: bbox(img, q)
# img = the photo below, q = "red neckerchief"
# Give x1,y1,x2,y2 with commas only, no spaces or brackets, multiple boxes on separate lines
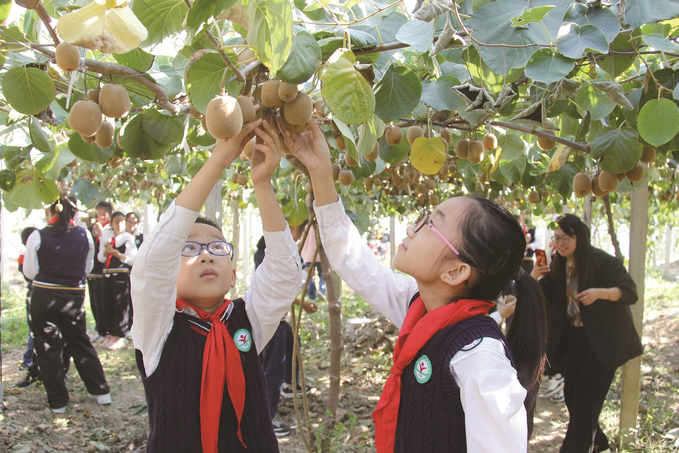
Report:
175,298,247,452
18,254,24,265
105,236,116,268
48,217,76,225
373,296,494,452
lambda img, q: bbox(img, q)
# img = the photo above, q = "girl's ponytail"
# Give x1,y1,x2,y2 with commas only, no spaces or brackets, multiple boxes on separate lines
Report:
49,197,78,235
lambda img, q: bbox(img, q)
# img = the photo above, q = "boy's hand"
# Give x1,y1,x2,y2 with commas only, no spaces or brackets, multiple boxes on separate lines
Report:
212,116,263,167
280,118,331,175
251,120,284,185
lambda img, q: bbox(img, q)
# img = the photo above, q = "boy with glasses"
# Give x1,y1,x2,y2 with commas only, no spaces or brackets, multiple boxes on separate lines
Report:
131,117,302,453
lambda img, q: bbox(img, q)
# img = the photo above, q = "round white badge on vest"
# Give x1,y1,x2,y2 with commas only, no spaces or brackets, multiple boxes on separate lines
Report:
233,329,252,352
414,355,432,384
460,338,482,351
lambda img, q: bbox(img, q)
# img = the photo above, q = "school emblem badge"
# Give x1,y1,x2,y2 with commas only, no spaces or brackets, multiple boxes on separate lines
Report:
414,355,432,384
233,329,252,352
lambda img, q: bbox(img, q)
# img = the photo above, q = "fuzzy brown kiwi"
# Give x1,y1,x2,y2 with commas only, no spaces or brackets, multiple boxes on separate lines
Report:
237,174,248,185
640,146,656,163
626,163,644,182
338,169,354,186
82,134,96,143
331,163,341,181
237,96,256,124
253,84,263,103
116,131,124,149
528,190,540,204
237,48,255,64
483,133,498,150
455,139,470,159
598,171,618,192
411,171,422,184
615,172,626,181
468,140,485,163
55,42,80,72
243,138,255,159
99,84,131,118
537,132,557,151
261,80,284,109
205,95,243,139
365,143,379,162
69,100,103,137
572,173,592,197
230,172,239,184
364,176,374,190
95,122,115,149
188,103,201,118
87,89,100,104
416,183,427,194
278,82,298,103
393,174,403,188
429,194,439,206
279,110,307,134
345,152,358,168
283,92,312,125
591,175,607,197
385,126,403,146
254,104,270,122
440,128,451,144
407,126,424,145
336,134,346,150
201,115,208,131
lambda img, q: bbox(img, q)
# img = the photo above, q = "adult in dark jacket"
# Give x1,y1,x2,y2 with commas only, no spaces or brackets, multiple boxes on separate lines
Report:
532,214,642,453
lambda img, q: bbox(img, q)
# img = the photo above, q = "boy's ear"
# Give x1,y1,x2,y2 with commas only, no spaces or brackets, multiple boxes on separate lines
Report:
440,261,472,288
230,268,237,289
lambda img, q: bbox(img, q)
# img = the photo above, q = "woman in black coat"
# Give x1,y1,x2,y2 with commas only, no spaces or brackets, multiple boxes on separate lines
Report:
532,214,642,453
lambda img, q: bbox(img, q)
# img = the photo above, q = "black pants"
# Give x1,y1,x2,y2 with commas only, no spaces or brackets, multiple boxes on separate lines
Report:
87,275,105,337
29,287,109,409
558,324,616,453
102,272,131,337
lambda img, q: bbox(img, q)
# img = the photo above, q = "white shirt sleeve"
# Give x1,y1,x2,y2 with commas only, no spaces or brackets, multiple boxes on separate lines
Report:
490,310,503,325
97,229,112,264
130,201,198,376
449,338,528,452
85,229,95,274
245,226,303,352
23,230,41,280
314,198,419,328
122,232,138,266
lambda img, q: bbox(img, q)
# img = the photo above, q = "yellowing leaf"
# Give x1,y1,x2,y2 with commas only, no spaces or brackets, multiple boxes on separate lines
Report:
57,3,147,54
489,147,503,175
410,137,446,175
548,144,570,172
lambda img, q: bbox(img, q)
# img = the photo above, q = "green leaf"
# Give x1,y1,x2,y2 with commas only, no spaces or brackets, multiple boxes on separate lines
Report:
248,0,293,76
282,198,308,226
187,0,236,30
350,156,377,179
321,48,375,125
8,169,59,209
71,178,100,205
374,66,422,123
277,30,321,84
552,162,579,199
410,137,446,175
497,131,526,160
0,169,16,191
186,52,240,115
120,114,170,160
420,76,461,112
132,0,188,47
378,134,409,164
562,3,621,43
499,154,526,182
674,84,679,101
29,117,52,153
511,5,555,27
573,81,616,121
68,134,115,163
590,126,642,173
187,117,216,146
44,145,76,180
637,99,679,147
356,115,384,157
165,75,184,100
0,0,11,24
114,48,155,73
1,26,30,52
642,33,679,53
590,81,633,110
525,49,575,85
2,67,55,115
395,19,434,53
3,147,28,170
557,23,609,59
141,109,185,144
615,0,679,28
598,32,635,78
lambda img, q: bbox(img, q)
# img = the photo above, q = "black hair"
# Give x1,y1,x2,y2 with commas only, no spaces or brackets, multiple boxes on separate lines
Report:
110,211,125,222
451,196,547,437
47,197,78,235
96,201,113,215
21,227,37,245
195,216,222,232
126,212,140,221
550,214,593,282
256,235,266,250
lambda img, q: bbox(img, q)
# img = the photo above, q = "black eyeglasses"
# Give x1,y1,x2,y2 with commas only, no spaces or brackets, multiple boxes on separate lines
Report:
181,241,234,258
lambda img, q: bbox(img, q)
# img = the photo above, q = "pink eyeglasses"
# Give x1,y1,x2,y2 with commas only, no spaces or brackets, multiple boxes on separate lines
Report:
413,211,460,256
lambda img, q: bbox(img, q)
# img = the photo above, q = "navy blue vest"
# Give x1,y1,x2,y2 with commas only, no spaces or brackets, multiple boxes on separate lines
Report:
35,225,90,291
104,239,130,273
136,299,279,453
395,316,514,453
89,226,104,275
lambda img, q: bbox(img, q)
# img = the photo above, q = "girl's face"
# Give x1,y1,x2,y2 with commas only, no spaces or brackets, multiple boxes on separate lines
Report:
553,227,577,261
126,215,138,233
96,207,110,225
111,215,125,235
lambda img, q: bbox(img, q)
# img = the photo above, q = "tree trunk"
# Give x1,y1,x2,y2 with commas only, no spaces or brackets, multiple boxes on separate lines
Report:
602,194,624,260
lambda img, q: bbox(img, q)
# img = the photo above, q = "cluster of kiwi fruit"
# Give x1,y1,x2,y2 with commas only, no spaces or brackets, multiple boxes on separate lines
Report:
199,94,256,140
257,79,312,134
230,171,249,186
454,136,489,164
68,82,130,150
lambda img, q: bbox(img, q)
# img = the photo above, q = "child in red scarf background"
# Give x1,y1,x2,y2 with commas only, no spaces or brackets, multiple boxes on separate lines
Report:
284,120,547,452
131,117,302,453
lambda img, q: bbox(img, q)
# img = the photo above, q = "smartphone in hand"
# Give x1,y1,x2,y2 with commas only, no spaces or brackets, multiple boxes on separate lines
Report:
534,249,547,267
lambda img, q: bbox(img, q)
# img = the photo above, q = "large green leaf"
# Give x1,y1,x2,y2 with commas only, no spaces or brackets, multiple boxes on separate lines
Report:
0,0,11,24
1,26,30,52
187,117,216,146
552,161,579,199
321,48,375,125
395,19,434,53
71,178,100,205
187,0,237,29
8,169,59,209
556,23,609,59
613,0,679,28
637,99,679,147
29,116,52,153
132,0,188,46
642,33,679,53
562,3,621,43
410,137,446,175
350,156,377,179
68,134,115,163
573,81,616,121
497,131,526,160
44,145,76,180
598,32,635,79
114,48,155,72
356,115,384,157
590,126,642,173
186,52,240,115
277,30,321,84
2,67,55,115
374,66,422,123
141,109,185,144
511,5,555,27
525,49,575,85
420,76,461,112
120,114,170,160
378,134,409,164
248,0,293,75
500,154,526,182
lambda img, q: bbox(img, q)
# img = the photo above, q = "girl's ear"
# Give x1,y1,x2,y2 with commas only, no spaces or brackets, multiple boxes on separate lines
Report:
440,261,472,288
230,268,237,289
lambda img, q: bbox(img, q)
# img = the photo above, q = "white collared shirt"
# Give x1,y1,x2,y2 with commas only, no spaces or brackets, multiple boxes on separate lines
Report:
97,229,138,266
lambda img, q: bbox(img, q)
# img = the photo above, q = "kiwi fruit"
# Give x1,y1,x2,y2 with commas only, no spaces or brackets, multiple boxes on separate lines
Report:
345,152,358,167
253,84,263,103
373,177,382,188
205,95,243,139
95,121,115,149
615,172,626,181
440,129,451,144
87,89,100,104
416,183,427,194
338,169,354,186
314,102,324,115
336,134,346,150
283,92,312,125
407,126,424,145
261,80,284,109
365,143,379,162
424,179,436,190
455,139,470,159
243,138,255,159
238,48,255,64
364,176,374,190
573,173,592,197
99,84,131,118
393,174,403,188
240,151,249,161
278,82,298,103
116,131,124,150
591,175,607,197
626,163,644,182
386,126,403,146
598,171,618,192
237,174,248,185
82,134,96,143
254,104,270,122
331,163,341,181
468,140,485,163
230,172,239,184
279,111,307,134
483,133,498,150
640,146,656,163
237,96,256,124
537,132,556,151
429,194,439,206
189,103,202,118
55,42,80,72
69,100,103,137
201,115,209,131
478,172,489,184
528,190,540,204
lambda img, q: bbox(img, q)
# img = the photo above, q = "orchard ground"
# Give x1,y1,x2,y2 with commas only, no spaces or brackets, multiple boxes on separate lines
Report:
1,269,678,453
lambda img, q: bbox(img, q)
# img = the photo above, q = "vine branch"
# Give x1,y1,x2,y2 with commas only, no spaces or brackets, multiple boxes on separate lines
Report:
16,0,60,46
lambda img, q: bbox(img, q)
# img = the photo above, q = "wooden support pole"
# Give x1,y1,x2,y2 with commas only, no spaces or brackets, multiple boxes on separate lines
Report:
619,176,648,445
204,181,223,229
582,194,592,228
664,225,673,279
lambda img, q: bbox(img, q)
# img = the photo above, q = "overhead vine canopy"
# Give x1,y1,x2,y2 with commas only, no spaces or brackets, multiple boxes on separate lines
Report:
0,0,678,224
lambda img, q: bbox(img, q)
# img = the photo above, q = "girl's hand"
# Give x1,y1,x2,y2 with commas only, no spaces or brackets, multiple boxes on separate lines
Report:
497,295,517,319
576,288,607,305
280,118,331,174
530,264,550,280
251,120,283,185
212,116,263,167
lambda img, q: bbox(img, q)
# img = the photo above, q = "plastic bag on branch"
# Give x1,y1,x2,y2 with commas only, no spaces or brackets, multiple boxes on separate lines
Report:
452,83,495,114
413,0,455,21
492,84,517,110
429,19,466,57
508,98,559,130
553,78,582,100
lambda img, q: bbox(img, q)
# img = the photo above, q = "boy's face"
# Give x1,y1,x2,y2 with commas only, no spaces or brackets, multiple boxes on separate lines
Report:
126,215,138,233
97,207,111,225
176,223,235,311
111,215,125,235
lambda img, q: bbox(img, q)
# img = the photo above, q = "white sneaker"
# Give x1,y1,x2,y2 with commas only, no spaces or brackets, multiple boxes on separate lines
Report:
543,373,564,398
51,406,66,414
550,388,565,403
107,337,128,350
89,393,112,405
